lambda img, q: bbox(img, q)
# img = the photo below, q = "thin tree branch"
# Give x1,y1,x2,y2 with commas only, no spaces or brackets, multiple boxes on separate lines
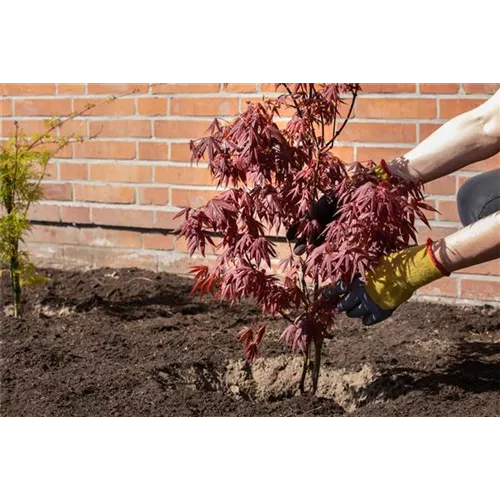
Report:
324,89,358,150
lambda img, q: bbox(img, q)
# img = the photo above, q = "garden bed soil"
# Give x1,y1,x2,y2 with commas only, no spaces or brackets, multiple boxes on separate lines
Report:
1,267,500,417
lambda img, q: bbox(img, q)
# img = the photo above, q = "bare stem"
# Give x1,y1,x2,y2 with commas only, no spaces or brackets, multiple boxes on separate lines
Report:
324,89,358,151
299,344,310,394
311,338,323,394
10,257,21,318
283,84,303,119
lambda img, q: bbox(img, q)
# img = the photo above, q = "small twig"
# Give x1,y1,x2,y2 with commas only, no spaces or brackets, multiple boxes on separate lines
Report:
283,84,303,119
324,89,358,150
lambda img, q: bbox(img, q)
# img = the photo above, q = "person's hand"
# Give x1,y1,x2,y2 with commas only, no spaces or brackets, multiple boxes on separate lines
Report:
286,193,338,255
324,239,450,326
286,160,393,255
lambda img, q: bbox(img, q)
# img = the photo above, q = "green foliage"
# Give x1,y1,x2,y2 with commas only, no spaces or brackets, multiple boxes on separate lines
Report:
0,123,61,316
0,87,143,317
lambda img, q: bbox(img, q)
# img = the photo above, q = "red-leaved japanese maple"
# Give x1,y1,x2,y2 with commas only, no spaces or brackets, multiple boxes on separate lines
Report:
177,84,432,393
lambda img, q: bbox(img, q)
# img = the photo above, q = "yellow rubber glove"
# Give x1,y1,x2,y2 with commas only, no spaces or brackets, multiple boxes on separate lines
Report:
364,238,450,311
372,159,392,182
326,238,450,325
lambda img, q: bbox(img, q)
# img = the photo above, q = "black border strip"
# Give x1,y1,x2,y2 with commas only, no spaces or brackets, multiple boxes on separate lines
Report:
30,220,288,243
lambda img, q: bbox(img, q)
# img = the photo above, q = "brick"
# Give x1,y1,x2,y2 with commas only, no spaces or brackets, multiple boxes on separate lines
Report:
74,141,136,160
28,243,66,266
1,83,56,96
174,237,190,253
154,120,212,139
248,96,352,119
260,83,281,93
88,83,149,94
261,80,417,95
42,182,72,201
359,83,416,94
463,83,500,94
60,162,88,180
457,175,477,189
63,246,94,269
437,200,460,222
138,142,168,160
142,233,175,250
274,241,290,260
155,166,214,185
418,276,457,297
416,225,456,244
423,176,456,196
455,259,500,276
15,99,72,116
170,142,194,162
242,96,292,116
356,98,436,119
0,98,12,116
90,164,152,183
74,98,136,117
330,147,355,163
171,189,218,208
419,123,441,140
355,147,409,162
91,248,158,270
440,99,486,119
80,228,142,248
138,97,168,116
58,83,86,94
420,83,459,94
170,97,239,117
28,225,79,245
74,184,135,204
224,83,257,93
59,119,87,137
1,119,56,137
92,207,154,228
153,83,220,94
60,206,90,224
461,279,500,301
27,204,61,222
42,162,57,179
462,156,500,172
139,187,169,205
155,211,180,230
89,120,151,138
30,141,72,160
340,122,416,143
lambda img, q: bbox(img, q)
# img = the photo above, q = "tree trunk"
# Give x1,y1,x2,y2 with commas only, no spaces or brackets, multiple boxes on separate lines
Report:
10,255,22,318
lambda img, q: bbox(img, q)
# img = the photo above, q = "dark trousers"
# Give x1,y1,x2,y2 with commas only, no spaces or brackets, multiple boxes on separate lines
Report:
457,169,500,226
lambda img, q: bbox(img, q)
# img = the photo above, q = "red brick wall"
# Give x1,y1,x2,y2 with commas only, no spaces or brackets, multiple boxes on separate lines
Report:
1,83,499,305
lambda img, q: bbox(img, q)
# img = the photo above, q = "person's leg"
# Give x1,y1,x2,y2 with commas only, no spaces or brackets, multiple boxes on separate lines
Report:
456,168,500,226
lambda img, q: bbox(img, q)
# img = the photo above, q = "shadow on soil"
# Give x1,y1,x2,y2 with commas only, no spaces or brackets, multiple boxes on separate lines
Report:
39,271,210,320
365,340,500,406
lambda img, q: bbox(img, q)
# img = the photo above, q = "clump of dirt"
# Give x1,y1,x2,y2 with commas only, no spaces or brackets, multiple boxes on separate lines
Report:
1,267,500,416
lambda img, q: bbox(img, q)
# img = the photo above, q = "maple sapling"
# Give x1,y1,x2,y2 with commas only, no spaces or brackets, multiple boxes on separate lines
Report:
177,84,432,393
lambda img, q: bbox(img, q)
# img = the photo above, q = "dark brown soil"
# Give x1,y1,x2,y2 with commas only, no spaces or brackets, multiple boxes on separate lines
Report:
1,267,500,416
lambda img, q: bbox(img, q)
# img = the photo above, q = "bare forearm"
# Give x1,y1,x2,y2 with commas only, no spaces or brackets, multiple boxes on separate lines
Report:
387,90,500,183
432,212,500,273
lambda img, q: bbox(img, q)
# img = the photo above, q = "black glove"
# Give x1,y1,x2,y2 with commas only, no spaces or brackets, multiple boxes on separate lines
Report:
286,193,338,255
324,278,394,326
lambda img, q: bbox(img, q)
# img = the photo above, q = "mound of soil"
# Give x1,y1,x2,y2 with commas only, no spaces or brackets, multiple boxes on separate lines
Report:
1,268,500,416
